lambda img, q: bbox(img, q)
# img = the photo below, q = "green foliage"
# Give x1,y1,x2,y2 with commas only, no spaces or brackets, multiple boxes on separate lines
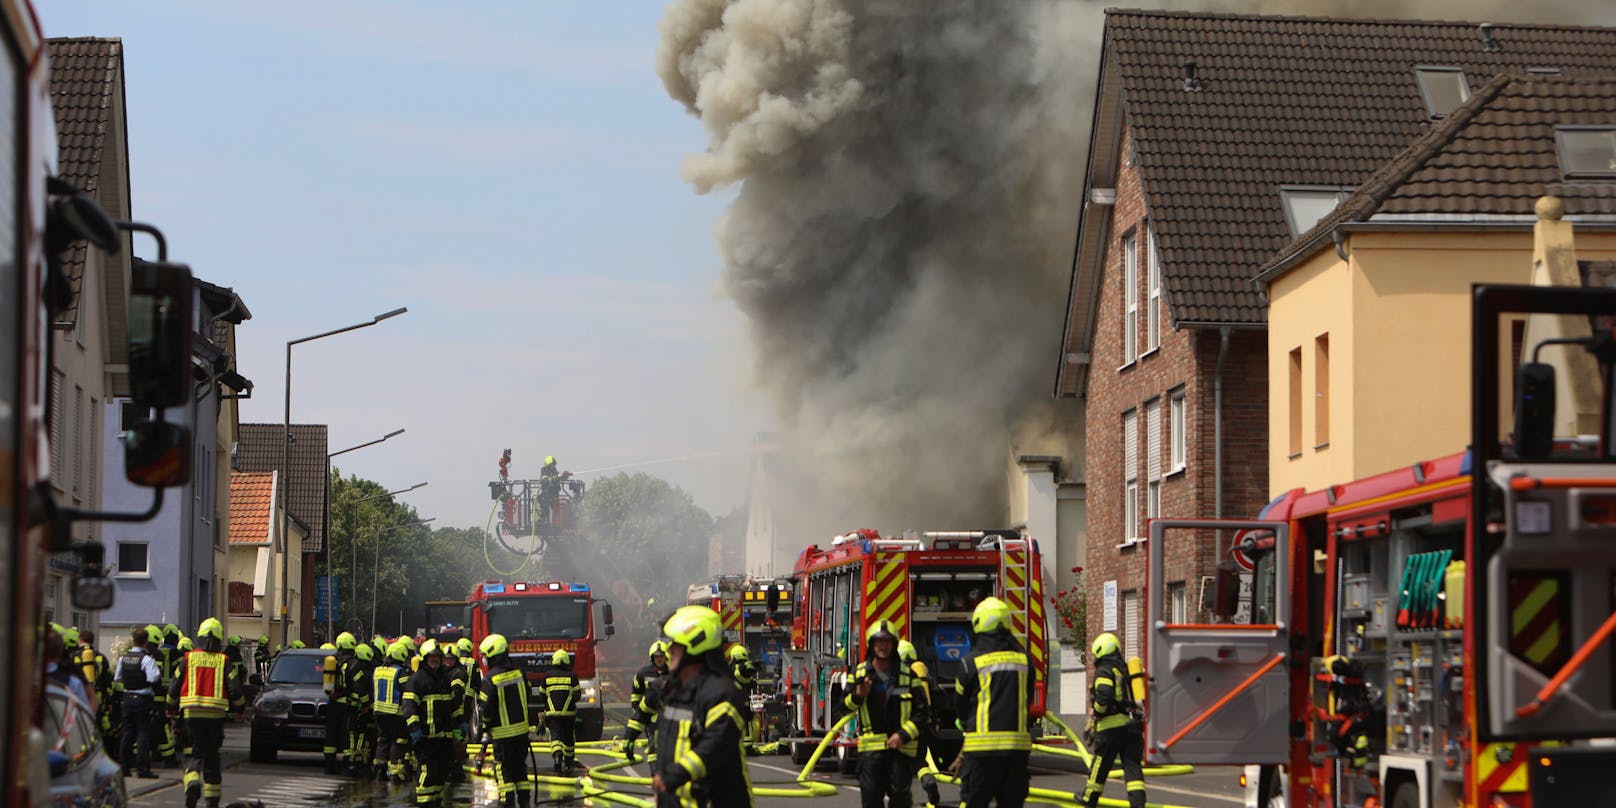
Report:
574,472,715,640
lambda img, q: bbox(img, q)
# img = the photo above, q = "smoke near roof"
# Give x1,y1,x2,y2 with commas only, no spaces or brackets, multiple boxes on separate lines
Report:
656,0,1615,546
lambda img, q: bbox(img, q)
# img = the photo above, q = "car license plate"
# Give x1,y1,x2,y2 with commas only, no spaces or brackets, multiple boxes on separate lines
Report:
297,727,325,739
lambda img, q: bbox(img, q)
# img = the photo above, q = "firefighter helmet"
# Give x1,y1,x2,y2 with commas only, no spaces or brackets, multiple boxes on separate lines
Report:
648,640,669,661
290,640,307,649
455,637,474,657
258,634,270,645
1091,632,1121,660
663,605,723,656
386,640,410,663
146,624,164,643
971,597,1013,634
898,639,918,664
59,625,79,647
552,650,572,667
726,644,750,663
420,639,443,657
227,635,242,647
864,619,900,649
320,642,336,651
480,634,510,658
164,623,180,639
197,617,224,642
335,631,358,650
354,643,374,662
177,636,194,652
545,455,556,466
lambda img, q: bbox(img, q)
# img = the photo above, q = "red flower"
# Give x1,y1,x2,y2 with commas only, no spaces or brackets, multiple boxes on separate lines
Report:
1071,566,1084,573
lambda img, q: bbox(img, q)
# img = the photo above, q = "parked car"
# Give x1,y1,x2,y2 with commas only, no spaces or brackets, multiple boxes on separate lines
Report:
43,682,126,807
248,648,330,763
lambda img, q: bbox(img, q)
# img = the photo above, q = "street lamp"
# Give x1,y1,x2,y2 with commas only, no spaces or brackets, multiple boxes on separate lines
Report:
330,472,420,640
373,517,436,634
280,307,408,649
348,482,427,633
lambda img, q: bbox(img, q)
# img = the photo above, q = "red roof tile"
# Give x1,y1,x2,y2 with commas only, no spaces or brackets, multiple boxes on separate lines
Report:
229,471,276,545
236,424,328,553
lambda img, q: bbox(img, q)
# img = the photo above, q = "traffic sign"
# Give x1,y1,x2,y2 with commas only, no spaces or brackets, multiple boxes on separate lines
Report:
314,575,339,623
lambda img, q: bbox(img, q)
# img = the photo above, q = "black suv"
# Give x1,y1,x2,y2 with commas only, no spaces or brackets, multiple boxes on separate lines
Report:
248,649,330,762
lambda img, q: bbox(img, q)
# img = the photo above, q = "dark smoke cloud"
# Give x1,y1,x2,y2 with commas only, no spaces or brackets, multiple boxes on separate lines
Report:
657,0,1616,552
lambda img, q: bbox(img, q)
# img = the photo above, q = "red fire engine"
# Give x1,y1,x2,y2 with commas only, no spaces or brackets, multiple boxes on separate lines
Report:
779,529,1048,768
467,579,615,740
686,574,794,739
1144,285,1616,807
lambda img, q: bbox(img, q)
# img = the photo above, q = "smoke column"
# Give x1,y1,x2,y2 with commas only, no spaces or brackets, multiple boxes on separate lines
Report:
657,0,1616,548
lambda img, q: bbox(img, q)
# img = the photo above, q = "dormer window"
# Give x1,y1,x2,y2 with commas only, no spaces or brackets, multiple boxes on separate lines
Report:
1415,67,1470,118
1280,186,1353,237
1557,127,1616,178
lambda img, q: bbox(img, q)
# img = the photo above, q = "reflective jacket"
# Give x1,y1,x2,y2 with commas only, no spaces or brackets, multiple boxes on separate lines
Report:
478,659,531,740
631,662,668,717
155,642,179,703
844,660,923,755
169,642,243,718
653,661,752,807
342,656,372,711
953,631,1031,753
403,665,461,737
1090,655,1140,733
543,669,580,717
372,664,408,716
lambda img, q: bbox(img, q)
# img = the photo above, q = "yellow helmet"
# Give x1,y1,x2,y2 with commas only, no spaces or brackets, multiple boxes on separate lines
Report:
545,455,556,466
1091,632,1121,659
552,650,572,666
663,605,722,656
726,644,750,663
386,640,411,663
59,625,80,647
864,619,899,649
145,624,164,643
897,639,918,664
164,623,180,639
420,639,443,657
197,617,224,642
480,633,510,657
648,640,669,661
971,597,1013,634
177,636,194,652
354,643,375,662
335,631,357,650
289,640,307,649
320,642,336,651
455,637,474,656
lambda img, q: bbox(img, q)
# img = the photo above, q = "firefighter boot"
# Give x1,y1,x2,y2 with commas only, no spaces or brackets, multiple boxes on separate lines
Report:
184,783,201,808
516,790,532,808
553,750,564,775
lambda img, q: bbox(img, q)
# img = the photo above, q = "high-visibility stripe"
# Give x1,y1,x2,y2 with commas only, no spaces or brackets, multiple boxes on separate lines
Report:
864,553,908,636
1476,743,1529,794
1509,574,1569,673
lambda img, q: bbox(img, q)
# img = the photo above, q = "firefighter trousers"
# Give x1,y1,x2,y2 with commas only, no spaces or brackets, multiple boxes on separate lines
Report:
959,750,1029,808
182,716,224,807
414,737,454,805
546,714,576,767
858,749,916,808
374,714,407,780
1083,726,1145,808
491,736,533,807
347,708,371,771
152,698,176,762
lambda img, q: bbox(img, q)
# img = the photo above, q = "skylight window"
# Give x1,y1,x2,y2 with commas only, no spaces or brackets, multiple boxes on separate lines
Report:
1557,128,1616,177
1280,187,1353,238
1415,67,1470,118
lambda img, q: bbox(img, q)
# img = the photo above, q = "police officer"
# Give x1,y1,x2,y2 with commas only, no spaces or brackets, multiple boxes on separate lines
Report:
404,639,461,805
323,633,359,774
622,640,668,761
114,626,161,779
542,650,581,773
846,619,924,808
478,633,534,808
170,618,243,808
1083,632,1145,808
371,639,412,783
346,642,376,777
952,597,1032,807
651,605,752,807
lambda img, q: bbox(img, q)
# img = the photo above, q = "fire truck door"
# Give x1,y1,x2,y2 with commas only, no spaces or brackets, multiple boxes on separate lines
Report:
1145,519,1291,766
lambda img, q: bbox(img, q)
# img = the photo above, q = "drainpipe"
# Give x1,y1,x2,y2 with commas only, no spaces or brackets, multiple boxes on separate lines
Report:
1213,326,1232,562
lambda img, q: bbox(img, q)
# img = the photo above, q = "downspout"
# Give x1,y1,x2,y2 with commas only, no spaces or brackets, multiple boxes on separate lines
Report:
1214,326,1232,562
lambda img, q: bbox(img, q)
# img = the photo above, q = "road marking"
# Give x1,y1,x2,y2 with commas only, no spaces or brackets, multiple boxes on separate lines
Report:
749,760,860,791
1141,781,1245,805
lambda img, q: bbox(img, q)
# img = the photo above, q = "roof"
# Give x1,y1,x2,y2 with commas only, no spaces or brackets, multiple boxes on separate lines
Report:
229,471,276,545
46,37,123,329
236,424,328,553
1058,10,1616,395
1258,73,1616,281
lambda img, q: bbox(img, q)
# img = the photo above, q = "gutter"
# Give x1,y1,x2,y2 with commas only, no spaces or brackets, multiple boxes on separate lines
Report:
1214,327,1232,521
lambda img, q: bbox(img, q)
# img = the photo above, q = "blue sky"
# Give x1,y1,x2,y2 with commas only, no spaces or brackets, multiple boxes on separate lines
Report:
41,1,764,528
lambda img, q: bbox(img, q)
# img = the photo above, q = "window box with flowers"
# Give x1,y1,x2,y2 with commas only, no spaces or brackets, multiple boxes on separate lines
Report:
1053,568,1087,662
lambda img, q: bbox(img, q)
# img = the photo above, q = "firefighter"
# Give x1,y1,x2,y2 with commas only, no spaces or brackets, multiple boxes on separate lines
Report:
404,639,461,806
79,629,116,748
175,634,195,759
651,605,751,807
478,633,534,808
115,626,161,779
444,639,471,784
952,596,1032,808
846,619,923,808
727,644,760,751
622,640,668,761
169,618,243,808
1082,632,1145,808
372,639,412,783
153,624,181,765
254,635,272,678
542,650,581,773
323,633,358,774
347,642,376,777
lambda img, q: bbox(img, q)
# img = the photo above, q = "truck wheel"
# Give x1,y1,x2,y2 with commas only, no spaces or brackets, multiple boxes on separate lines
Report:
790,740,812,766
577,710,604,742
1390,780,1418,808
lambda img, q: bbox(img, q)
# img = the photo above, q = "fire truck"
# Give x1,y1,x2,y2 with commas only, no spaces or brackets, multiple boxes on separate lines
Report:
421,598,469,643
686,573,794,738
1144,285,1616,808
779,529,1049,768
2,4,201,801
467,579,615,740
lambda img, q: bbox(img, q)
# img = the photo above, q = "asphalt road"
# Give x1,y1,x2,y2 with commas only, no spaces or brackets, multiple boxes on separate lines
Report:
126,726,1249,807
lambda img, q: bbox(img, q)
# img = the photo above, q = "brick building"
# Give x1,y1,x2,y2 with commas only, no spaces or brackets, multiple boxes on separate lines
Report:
1055,10,1616,658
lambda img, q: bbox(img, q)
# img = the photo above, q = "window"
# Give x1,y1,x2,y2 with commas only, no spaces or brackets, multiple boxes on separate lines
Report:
1169,388,1186,472
1124,408,1139,542
71,384,82,498
89,399,99,508
116,542,149,577
1146,226,1162,352
49,369,64,488
1146,398,1162,530
1122,232,1138,365
1415,67,1469,117
1122,589,1140,659
1557,127,1616,178
1280,187,1352,237
1288,347,1303,456
1314,334,1330,448
1169,582,1187,624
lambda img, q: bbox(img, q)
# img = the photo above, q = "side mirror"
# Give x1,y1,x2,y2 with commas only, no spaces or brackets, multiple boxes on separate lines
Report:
127,259,194,408
1212,561,1241,620
461,606,472,634
603,603,614,627
605,624,615,637
1515,361,1557,460
69,542,113,611
125,420,190,487
766,585,781,613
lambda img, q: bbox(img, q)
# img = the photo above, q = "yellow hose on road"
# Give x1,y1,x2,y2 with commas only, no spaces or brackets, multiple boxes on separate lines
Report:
1038,713,1196,778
